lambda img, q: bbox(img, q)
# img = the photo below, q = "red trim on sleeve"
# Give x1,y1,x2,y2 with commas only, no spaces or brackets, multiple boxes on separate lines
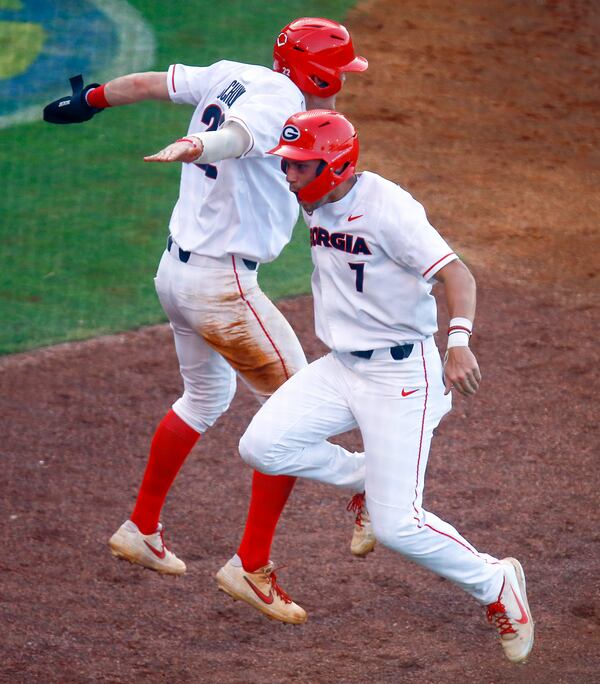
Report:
422,252,455,278
171,65,177,93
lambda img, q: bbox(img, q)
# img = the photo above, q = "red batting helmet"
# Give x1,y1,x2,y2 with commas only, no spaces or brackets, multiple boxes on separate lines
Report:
269,109,359,203
273,17,368,98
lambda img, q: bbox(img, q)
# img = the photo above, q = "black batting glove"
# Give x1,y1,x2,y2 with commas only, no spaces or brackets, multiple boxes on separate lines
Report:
43,74,103,124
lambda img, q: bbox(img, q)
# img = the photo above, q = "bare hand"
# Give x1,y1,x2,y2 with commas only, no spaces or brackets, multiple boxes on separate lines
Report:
144,137,203,163
444,346,481,396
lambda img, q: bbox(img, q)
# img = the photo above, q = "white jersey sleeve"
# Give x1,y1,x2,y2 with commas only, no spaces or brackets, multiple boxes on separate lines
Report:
167,63,220,105
380,188,457,280
224,78,304,158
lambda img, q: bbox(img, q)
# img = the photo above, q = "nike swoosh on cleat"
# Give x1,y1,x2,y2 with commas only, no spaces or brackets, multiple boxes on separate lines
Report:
243,576,274,604
144,540,166,559
401,388,418,397
511,586,529,624
348,214,363,222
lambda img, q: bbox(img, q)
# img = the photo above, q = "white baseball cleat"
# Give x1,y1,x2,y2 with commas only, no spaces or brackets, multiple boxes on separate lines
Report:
108,520,186,575
215,556,307,624
347,492,376,557
486,557,534,664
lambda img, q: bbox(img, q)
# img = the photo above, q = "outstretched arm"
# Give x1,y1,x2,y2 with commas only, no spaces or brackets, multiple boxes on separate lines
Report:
43,71,170,124
98,72,170,106
143,121,251,164
434,259,481,397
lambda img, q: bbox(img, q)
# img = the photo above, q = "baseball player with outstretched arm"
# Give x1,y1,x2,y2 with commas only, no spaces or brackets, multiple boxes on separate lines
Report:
43,19,370,624
238,110,535,663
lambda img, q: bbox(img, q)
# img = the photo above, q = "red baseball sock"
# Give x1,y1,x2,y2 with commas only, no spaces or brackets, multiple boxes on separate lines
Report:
130,409,200,535
237,471,296,572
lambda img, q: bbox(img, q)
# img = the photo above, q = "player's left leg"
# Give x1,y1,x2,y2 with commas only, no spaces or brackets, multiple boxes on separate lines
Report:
351,339,533,662
349,340,502,596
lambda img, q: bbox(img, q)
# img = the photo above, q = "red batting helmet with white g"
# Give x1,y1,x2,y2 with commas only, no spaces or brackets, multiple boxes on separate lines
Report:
268,109,359,203
273,18,368,98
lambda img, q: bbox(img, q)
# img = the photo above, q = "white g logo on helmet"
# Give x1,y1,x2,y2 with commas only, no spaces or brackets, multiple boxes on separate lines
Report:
277,32,287,47
282,125,301,141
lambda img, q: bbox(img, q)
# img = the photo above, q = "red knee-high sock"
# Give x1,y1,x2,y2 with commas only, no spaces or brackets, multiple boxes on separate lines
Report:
237,471,297,571
130,409,200,534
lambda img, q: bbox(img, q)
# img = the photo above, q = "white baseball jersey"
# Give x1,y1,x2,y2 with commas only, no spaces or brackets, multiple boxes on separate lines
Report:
167,61,305,262
303,171,458,351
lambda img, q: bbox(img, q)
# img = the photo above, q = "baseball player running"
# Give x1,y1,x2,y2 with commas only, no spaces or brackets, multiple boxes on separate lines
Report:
238,110,534,663
43,19,371,624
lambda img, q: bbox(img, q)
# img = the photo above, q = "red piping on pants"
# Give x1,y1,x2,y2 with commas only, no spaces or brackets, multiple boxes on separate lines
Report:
231,256,290,381
424,522,479,557
412,341,428,526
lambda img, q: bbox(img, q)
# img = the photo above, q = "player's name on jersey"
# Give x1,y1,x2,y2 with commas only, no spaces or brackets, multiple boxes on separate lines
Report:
217,80,246,107
309,226,372,255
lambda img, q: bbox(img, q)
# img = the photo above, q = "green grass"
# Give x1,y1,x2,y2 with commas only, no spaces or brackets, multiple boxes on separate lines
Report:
0,0,357,354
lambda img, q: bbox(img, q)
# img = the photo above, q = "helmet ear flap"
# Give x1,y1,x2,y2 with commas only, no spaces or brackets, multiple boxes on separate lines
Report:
333,161,351,177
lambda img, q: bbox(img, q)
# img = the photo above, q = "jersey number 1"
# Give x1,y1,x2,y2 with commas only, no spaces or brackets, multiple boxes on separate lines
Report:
349,262,365,292
195,104,224,180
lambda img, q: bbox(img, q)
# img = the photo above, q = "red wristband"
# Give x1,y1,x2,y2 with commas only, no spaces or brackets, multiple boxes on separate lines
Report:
176,137,198,146
86,84,111,109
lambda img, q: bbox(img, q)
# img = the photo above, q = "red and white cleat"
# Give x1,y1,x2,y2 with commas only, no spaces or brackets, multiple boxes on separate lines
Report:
486,557,534,663
108,520,186,575
347,492,376,557
216,556,307,624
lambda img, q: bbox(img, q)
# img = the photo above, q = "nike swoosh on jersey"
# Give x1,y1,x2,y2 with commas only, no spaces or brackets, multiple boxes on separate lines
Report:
243,575,274,604
347,214,363,222
401,388,419,397
144,540,166,559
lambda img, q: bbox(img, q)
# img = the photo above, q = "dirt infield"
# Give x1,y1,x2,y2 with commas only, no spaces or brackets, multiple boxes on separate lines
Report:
2,1,598,682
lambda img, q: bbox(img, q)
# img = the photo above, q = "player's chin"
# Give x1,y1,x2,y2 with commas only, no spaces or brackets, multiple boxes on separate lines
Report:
299,197,321,213
295,194,315,212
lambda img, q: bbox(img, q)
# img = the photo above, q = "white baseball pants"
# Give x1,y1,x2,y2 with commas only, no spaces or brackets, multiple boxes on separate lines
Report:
154,246,307,432
240,337,504,604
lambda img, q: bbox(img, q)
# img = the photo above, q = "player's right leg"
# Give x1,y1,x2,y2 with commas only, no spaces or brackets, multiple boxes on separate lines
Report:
239,353,364,489
109,250,237,574
198,263,364,620
229,353,365,622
